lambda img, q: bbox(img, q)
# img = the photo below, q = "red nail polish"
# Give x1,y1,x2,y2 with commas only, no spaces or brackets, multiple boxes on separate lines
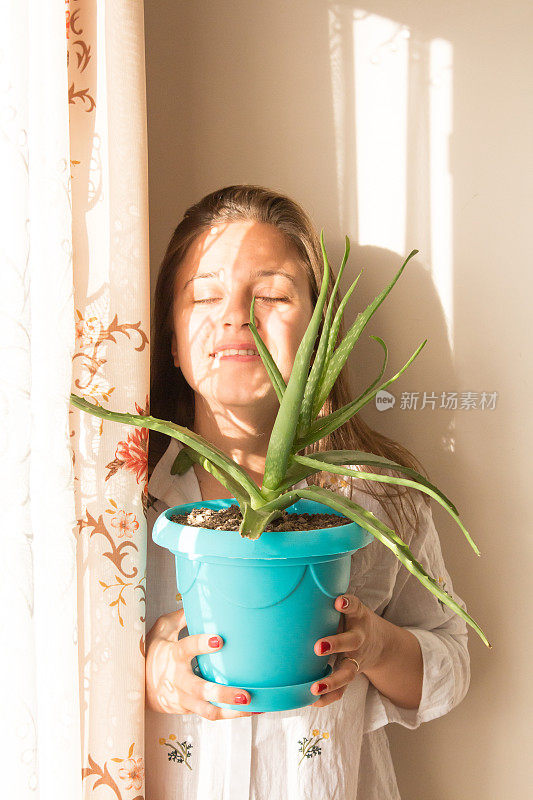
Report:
208,636,221,648
340,596,349,609
234,693,248,704
316,683,328,693
319,641,331,654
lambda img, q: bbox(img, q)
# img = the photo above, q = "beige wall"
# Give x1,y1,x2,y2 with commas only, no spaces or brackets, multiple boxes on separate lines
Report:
144,2,532,797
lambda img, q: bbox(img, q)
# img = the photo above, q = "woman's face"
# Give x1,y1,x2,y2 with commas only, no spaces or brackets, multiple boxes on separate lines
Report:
171,220,315,416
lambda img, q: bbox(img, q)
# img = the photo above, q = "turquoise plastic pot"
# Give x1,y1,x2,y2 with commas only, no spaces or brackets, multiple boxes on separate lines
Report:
152,497,372,712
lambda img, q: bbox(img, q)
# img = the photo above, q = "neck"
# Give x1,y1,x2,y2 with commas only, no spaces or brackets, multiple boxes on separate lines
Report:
192,395,278,482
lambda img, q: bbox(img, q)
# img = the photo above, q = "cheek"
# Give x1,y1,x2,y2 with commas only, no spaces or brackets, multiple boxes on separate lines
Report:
293,306,314,347
270,306,313,355
174,309,211,361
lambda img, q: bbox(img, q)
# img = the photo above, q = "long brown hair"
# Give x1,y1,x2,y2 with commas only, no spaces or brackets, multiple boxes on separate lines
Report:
149,185,431,534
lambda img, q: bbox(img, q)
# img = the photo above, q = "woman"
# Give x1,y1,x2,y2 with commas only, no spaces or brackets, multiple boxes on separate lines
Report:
144,184,470,799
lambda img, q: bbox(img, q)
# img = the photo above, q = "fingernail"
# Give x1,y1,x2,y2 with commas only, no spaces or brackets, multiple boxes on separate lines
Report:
234,693,249,704
315,683,328,693
208,636,222,648
340,596,349,609
319,641,331,654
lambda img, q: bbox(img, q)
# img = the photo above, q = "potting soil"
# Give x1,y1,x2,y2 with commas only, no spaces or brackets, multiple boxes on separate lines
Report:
169,504,351,532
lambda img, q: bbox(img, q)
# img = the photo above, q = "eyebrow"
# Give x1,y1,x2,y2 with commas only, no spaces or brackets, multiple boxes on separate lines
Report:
183,268,298,290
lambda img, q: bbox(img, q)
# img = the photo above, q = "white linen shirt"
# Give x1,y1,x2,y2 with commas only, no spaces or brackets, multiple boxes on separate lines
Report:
145,438,470,799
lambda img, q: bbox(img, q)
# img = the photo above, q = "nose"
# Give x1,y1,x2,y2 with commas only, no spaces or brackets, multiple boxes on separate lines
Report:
220,288,257,330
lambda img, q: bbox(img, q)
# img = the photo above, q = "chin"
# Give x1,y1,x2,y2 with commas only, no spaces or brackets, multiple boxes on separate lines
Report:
216,384,277,405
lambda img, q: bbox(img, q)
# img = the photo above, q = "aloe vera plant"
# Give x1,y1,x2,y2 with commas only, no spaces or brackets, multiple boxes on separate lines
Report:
70,231,491,648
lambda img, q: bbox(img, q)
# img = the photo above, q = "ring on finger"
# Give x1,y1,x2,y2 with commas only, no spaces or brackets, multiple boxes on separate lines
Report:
342,656,360,672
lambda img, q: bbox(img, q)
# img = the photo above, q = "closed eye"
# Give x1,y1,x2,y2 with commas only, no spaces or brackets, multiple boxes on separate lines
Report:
193,297,290,304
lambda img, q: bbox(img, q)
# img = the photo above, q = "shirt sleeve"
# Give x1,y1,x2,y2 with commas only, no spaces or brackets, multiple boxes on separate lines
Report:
146,494,169,538
362,490,471,733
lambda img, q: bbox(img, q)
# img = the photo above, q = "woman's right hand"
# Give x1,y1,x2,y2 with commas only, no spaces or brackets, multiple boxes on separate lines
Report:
145,609,256,720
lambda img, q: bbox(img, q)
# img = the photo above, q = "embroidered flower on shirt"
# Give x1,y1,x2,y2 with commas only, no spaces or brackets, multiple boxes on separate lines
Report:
159,735,193,770
297,730,331,766
436,575,449,609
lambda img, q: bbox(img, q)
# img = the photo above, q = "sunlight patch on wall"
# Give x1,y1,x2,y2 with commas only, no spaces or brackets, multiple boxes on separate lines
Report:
327,6,455,347
352,12,410,255
429,38,454,348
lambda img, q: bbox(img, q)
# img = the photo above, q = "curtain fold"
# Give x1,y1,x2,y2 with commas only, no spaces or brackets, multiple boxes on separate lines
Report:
1,2,150,797
1,1,82,796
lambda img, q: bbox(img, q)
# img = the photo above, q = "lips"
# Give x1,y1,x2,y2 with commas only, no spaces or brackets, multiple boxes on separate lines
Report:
210,342,259,356
211,350,260,361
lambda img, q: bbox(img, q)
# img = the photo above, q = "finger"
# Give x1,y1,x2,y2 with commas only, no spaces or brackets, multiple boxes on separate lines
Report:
314,630,364,657
172,634,252,706
309,659,358,698
176,631,226,661
309,685,346,709
159,688,254,721
153,609,187,643
155,630,253,708
334,594,367,617
174,670,252,708
154,690,188,715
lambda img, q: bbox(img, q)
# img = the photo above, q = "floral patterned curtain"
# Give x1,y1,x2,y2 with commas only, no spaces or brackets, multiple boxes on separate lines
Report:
1,2,150,797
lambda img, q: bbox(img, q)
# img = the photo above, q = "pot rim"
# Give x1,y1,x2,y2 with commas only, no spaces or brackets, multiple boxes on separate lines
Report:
153,497,373,561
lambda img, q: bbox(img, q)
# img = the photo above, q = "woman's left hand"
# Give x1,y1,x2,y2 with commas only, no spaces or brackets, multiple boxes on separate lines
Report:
310,593,387,708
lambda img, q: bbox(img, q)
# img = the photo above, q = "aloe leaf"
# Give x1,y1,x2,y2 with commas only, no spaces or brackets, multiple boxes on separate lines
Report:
170,447,196,475
312,249,419,418
293,485,491,648
304,331,387,437
287,449,459,515
251,488,307,515
325,270,363,363
238,503,288,540
261,228,331,492
295,339,427,449
297,235,351,437
292,453,480,556
171,447,253,506
69,393,263,504
310,269,363,420
352,334,389,400
249,294,287,403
